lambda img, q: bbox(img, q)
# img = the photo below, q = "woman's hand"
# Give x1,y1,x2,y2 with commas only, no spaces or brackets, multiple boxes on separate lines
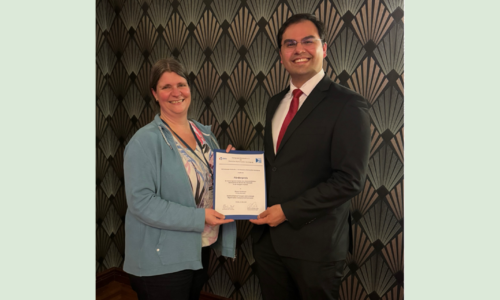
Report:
205,209,234,225
225,144,236,152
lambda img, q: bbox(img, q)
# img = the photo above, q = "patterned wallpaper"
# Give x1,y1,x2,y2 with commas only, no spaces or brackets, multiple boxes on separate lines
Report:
95,0,404,299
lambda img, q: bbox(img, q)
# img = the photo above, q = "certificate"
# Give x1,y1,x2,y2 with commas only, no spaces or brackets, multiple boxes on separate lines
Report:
213,150,266,219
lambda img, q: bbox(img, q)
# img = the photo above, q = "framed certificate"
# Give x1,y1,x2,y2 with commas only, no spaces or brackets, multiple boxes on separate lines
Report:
213,150,266,219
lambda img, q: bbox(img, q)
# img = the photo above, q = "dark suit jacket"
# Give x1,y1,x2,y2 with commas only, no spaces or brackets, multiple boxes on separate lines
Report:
252,75,371,262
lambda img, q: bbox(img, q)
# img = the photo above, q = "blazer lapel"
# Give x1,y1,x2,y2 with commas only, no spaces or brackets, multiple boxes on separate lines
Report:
276,76,332,155
265,88,290,163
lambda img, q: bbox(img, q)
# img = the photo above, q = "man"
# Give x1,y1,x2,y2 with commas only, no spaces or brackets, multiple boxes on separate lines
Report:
249,14,371,300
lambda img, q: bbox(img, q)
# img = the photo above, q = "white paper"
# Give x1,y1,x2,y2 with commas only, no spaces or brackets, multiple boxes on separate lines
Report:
213,151,266,219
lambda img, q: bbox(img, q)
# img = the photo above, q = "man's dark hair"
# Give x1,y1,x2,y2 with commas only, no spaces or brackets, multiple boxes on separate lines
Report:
277,13,326,49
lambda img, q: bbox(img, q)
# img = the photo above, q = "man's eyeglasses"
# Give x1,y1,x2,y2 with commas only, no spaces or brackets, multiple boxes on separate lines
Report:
281,37,323,52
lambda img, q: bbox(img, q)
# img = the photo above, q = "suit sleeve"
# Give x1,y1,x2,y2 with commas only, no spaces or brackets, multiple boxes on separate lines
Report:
123,139,206,232
280,95,371,229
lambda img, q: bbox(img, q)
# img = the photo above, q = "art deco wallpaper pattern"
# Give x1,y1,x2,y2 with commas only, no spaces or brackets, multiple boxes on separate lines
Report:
95,0,404,299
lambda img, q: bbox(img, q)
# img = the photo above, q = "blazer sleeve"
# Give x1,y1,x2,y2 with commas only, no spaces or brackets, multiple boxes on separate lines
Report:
123,139,206,232
281,95,371,229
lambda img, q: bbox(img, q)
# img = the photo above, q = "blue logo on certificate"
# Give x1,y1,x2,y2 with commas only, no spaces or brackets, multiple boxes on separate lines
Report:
255,158,262,163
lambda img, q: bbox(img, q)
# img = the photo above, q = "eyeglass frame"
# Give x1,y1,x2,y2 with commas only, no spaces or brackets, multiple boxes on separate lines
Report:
280,36,324,52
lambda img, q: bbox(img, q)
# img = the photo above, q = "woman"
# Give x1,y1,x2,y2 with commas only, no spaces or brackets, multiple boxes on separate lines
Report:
123,57,236,300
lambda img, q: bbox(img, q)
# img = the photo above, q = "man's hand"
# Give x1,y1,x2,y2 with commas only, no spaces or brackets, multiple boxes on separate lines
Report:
249,204,286,227
225,144,236,152
205,209,234,225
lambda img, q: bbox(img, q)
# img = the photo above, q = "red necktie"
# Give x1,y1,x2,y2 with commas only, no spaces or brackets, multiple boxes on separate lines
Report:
276,89,302,150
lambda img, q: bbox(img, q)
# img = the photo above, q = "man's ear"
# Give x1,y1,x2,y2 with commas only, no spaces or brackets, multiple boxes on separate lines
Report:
322,42,327,59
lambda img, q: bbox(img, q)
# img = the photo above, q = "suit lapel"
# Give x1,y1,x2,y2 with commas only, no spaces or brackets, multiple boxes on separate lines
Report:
276,76,332,155
265,88,290,163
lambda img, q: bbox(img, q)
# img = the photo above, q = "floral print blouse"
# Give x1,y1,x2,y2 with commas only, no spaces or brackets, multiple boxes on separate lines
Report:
169,121,219,247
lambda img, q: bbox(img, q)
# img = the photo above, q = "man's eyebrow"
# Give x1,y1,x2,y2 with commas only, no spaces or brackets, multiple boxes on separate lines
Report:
283,35,316,42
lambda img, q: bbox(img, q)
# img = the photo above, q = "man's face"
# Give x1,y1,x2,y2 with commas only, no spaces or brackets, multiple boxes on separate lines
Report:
279,20,327,87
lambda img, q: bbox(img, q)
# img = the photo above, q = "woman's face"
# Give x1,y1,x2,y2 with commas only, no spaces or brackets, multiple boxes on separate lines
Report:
151,71,191,119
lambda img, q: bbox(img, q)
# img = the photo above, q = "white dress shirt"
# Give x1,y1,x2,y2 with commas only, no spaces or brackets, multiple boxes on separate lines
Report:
272,70,325,153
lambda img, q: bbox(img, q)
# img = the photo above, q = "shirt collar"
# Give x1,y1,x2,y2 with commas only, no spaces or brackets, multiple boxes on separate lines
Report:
289,69,325,96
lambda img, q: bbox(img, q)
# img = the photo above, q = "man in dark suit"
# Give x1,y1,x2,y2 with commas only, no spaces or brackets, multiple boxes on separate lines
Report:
249,14,371,300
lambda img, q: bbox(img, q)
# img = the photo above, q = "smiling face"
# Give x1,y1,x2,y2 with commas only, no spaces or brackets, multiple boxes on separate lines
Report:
151,71,191,120
279,20,327,88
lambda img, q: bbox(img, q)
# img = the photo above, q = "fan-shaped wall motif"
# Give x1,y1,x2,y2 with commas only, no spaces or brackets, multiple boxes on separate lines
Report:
245,86,268,126
265,4,292,49
227,111,257,150
315,0,344,46
211,86,239,124
97,42,117,76
208,248,220,277
187,86,205,121
332,0,365,16
109,62,131,98
228,7,259,49
96,107,107,141
122,84,145,119
122,41,144,76
347,224,374,268
287,0,321,14
102,205,122,236
370,87,404,135
137,105,157,129
381,285,404,300
113,225,126,256
373,23,404,75
148,0,172,29
178,37,205,75
110,106,134,141
112,186,128,217
240,237,255,266
382,232,403,275
96,226,112,262
149,38,171,66
96,0,115,32
246,33,278,76
96,186,111,221
177,0,205,26
228,60,258,100
322,59,338,82
367,144,403,191
100,167,122,198
357,254,396,297
103,243,123,269
360,201,401,245
212,34,240,76
110,147,125,182
382,0,404,13
328,27,366,76
135,16,157,55
264,60,290,97
224,249,252,286
135,63,152,99
211,0,240,24
396,72,404,95
97,86,119,118
247,0,279,21
120,0,142,30
208,267,235,298
339,274,368,300
194,61,222,100
96,67,106,97
236,219,254,243
352,0,394,45
239,275,263,300
370,124,384,157
348,57,388,104
199,109,221,139
108,18,129,55
390,127,404,163
195,10,223,51
351,180,378,216
164,13,189,51
96,25,106,53
386,180,403,221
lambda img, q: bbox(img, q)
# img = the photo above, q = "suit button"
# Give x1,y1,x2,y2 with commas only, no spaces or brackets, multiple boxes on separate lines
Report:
272,167,277,171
